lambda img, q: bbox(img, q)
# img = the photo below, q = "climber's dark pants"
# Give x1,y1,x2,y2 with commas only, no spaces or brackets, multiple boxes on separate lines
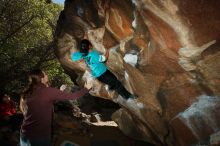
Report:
97,70,132,99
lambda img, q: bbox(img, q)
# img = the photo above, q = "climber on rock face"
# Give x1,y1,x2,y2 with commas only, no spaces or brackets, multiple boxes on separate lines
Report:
70,39,135,101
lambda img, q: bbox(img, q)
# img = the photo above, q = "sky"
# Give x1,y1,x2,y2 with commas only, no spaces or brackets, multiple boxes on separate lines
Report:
53,0,65,4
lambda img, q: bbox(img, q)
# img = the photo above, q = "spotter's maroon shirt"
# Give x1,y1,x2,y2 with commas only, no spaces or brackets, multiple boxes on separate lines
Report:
21,83,88,139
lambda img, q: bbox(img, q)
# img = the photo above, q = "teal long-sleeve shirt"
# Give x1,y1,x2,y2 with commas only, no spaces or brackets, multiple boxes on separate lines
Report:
71,49,107,77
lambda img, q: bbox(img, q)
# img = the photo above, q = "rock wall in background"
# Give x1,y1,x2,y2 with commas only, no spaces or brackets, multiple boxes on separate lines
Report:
55,0,220,145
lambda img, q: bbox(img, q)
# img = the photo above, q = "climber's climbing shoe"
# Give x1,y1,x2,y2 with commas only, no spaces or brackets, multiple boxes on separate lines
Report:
126,97,144,109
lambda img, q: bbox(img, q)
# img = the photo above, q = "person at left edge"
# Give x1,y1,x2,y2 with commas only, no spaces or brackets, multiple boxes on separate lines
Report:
19,69,92,146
